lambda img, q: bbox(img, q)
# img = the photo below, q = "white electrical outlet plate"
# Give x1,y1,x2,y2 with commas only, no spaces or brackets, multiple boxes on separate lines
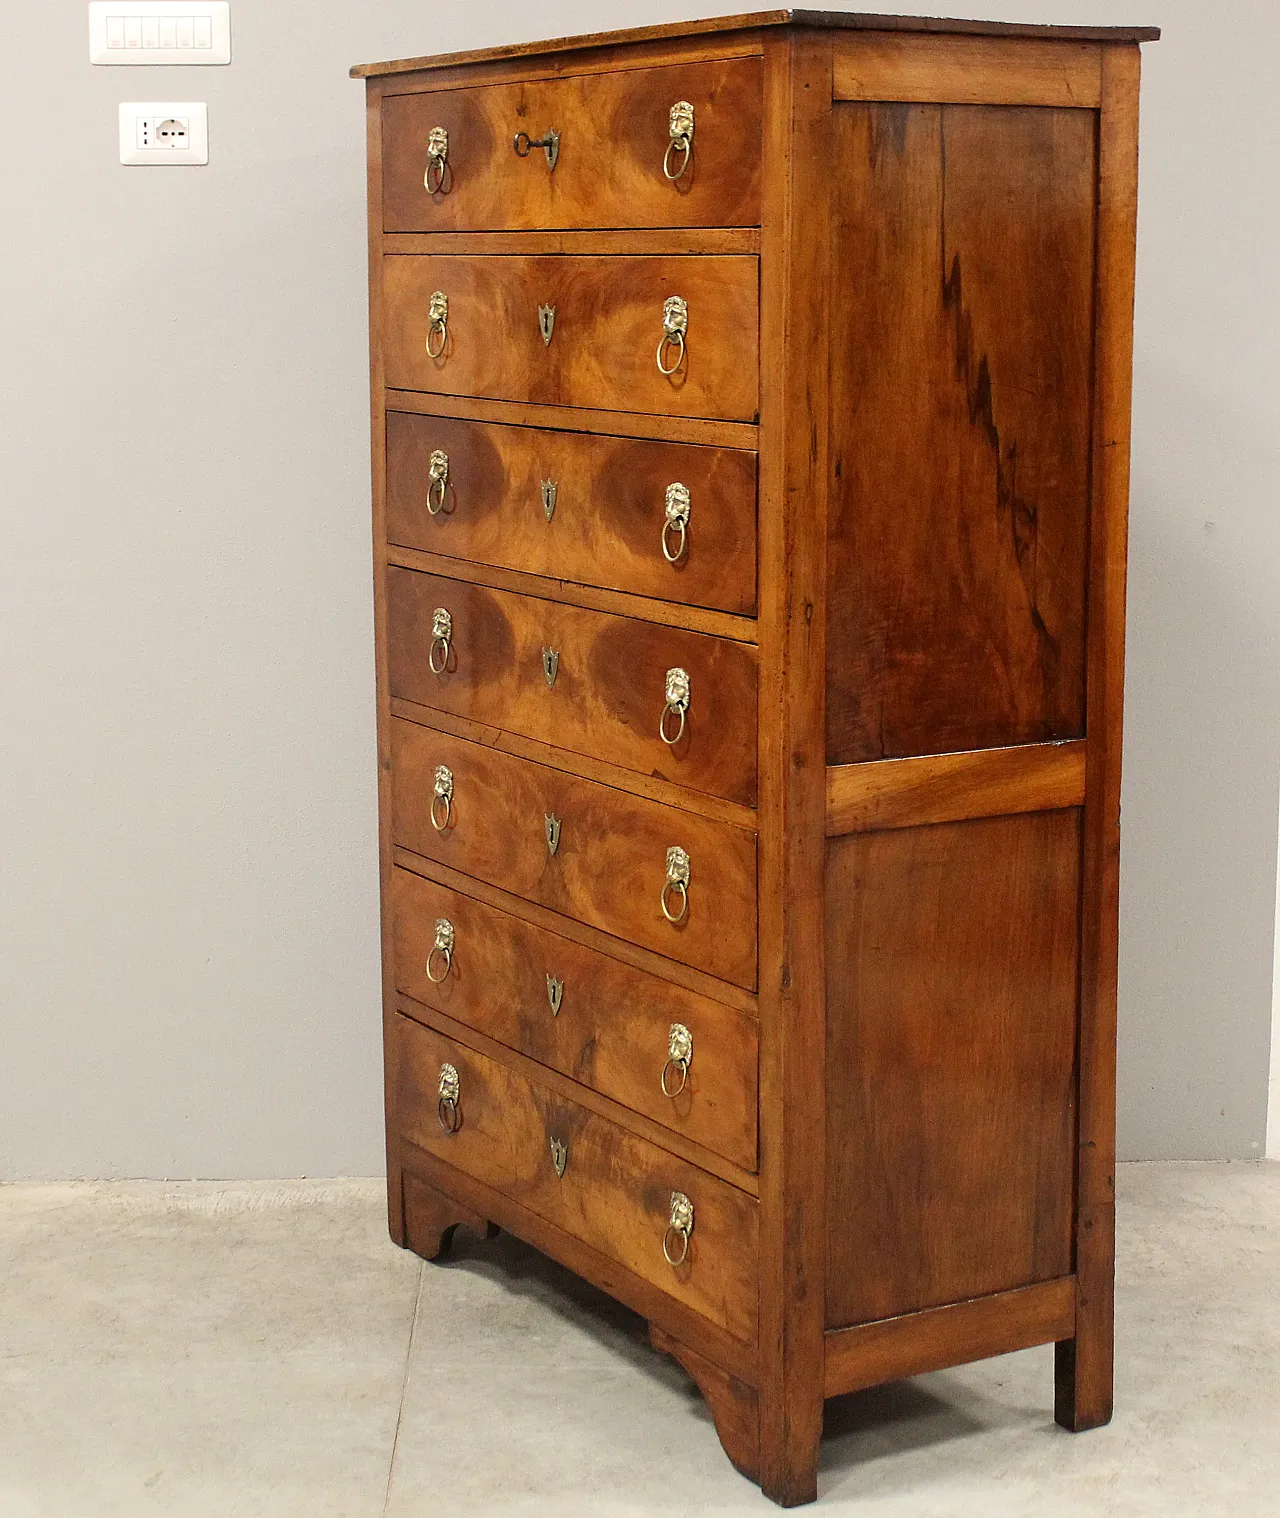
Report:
118,102,209,164
90,2,231,65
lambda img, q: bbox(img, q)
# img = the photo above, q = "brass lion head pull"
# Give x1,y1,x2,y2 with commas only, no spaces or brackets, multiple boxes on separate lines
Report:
427,449,449,516
429,607,452,674
424,126,450,194
663,1190,694,1267
426,917,455,984
426,289,449,359
662,845,690,925
437,1062,461,1133
656,295,688,376
660,666,690,746
662,482,690,564
430,765,453,832
662,1022,693,1097
664,100,694,181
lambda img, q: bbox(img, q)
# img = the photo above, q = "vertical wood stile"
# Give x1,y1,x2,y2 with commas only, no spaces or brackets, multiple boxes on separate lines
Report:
365,81,405,1244
1056,41,1142,1432
756,30,833,1507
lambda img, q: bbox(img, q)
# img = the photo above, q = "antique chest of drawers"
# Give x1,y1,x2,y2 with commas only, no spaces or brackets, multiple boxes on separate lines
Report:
353,11,1157,1505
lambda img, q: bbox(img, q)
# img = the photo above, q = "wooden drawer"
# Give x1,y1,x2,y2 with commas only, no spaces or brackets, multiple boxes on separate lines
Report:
395,1013,759,1343
386,412,757,615
386,566,759,808
382,255,759,421
391,721,758,990
392,867,758,1170
381,57,762,232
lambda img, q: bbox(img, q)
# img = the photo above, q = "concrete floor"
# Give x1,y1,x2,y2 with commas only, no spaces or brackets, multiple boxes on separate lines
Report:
1,1163,1276,1516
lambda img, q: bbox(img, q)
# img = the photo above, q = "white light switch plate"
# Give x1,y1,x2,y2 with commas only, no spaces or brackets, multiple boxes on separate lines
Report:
90,2,231,65
119,102,209,164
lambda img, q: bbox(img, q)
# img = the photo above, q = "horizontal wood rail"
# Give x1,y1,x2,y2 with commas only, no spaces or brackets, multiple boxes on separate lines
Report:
824,1277,1077,1399
833,35,1103,108
825,740,1086,837
384,229,761,257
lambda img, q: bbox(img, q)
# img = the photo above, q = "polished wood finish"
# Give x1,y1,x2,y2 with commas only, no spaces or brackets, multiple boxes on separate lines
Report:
396,1014,760,1342
382,58,762,231
824,1277,1076,1398
825,101,1094,765
825,739,1086,836
386,567,760,805
382,254,760,421
825,811,1081,1328
359,18,1152,1507
386,410,757,614
833,33,1102,106
392,867,759,1168
390,719,757,988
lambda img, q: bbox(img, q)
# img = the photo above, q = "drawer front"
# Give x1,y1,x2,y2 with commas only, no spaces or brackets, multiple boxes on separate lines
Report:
382,255,759,421
382,57,763,232
396,1014,759,1343
386,412,757,615
386,567,759,807
392,868,758,1170
391,722,758,990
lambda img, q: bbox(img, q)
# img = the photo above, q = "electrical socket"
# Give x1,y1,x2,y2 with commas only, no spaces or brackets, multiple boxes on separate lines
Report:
118,102,208,164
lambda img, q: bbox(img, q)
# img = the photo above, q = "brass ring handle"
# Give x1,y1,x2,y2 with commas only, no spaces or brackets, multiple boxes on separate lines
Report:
428,607,452,675
424,126,450,194
656,295,688,376
437,1062,461,1134
426,290,449,359
661,845,690,925
661,1022,693,1097
663,101,694,182
430,765,453,832
662,1191,694,1267
662,482,690,564
659,666,690,746
427,449,449,516
426,917,455,984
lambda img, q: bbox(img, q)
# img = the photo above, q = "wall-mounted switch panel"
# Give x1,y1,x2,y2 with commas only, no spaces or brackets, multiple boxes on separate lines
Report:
118,102,209,164
90,2,231,65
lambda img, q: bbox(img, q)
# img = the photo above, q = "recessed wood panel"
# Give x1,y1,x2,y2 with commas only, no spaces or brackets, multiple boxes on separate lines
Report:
382,57,762,231
825,103,1095,764
825,810,1081,1328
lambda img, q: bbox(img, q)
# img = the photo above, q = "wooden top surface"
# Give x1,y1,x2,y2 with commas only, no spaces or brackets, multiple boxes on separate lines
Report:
351,11,1159,79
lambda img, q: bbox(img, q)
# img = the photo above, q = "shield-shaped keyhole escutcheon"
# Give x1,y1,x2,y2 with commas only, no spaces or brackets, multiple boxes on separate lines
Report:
538,303,556,346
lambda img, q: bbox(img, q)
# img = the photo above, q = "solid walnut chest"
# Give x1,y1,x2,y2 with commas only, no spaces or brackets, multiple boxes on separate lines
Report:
353,11,1156,1505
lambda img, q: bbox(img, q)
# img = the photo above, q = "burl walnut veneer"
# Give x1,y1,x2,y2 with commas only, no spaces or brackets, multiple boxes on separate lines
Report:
353,11,1156,1504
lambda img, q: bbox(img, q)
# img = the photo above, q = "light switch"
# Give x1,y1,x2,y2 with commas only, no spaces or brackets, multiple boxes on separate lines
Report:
89,2,230,65
118,102,209,164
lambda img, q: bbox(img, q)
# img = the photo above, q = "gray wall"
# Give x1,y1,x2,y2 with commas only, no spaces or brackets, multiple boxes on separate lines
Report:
1,2,1275,1178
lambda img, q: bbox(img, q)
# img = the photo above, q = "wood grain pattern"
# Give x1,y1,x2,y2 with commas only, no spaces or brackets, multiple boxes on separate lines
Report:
384,228,761,255
351,14,1159,78
824,1277,1076,1398
825,102,1095,765
386,410,757,615
833,34,1101,106
754,30,832,1507
1057,43,1142,1439
825,740,1086,836
402,1171,499,1259
392,867,759,1169
651,1325,761,1480
391,719,758,988
382,57,762,231
386,566,760,806
825,811,1082,1328
382,254,759,421
396,1014,760,1342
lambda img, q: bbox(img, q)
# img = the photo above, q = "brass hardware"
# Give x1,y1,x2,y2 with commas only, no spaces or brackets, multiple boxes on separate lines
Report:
663,100,694,181
425,290,449,359
661,1022,693,1097
544,813,562,857
541,646,559,688
513,128,560,171
663,1190,694,1267
656,294,687,376
549,1135,568,1177
424,126,450,194
546,974,564,1016
430,765,454,833
426,917,455,984
662,482,690,564
661,845,690,925
428,607,452,674
437,1062,461,1133
541,479,558,522
427,449,450,516
538,303,557,346
659,666,690,746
